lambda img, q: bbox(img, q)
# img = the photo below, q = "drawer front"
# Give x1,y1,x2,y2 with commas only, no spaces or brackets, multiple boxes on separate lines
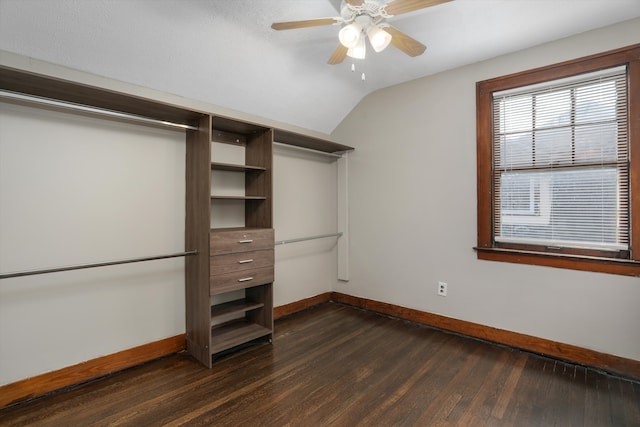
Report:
210,229,274,255
210,266,274,294
210,249,274,275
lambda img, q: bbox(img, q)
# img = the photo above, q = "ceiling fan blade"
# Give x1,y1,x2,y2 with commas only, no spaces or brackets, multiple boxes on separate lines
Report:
328,44,348,65
271,18,340,30
345,0,365,6
384,26,426,57
384,0,452,16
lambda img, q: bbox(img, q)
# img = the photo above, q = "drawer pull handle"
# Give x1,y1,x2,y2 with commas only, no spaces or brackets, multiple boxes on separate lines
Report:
239,239,253,244
238,277,253,282
238,259,254,264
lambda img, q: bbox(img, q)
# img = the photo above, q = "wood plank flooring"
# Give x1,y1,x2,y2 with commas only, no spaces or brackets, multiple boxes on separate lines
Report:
1,302,639,426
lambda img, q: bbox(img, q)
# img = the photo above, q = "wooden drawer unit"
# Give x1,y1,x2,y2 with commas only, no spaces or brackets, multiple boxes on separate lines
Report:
210,228,275,294
210,249,274,275
210,228,274,255
210,266,274,295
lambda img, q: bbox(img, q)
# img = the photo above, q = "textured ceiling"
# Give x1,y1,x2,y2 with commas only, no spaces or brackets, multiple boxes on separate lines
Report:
1,0,639,134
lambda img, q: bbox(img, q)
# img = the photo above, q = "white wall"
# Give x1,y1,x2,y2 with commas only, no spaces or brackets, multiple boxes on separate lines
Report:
0,102,186,385
332,18,640,361
273,144,339,307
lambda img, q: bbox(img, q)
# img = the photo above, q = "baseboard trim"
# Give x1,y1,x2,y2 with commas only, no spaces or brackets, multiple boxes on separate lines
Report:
0,334,185,409
274,292,332,319
331,292,640,381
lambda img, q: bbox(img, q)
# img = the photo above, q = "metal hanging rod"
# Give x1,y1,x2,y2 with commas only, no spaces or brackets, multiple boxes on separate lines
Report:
0,90,199,131
0,250,198,280
275,232,343,246
273,142,343,158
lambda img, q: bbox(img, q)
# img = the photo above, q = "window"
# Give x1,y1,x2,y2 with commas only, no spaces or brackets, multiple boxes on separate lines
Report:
476,45,639,276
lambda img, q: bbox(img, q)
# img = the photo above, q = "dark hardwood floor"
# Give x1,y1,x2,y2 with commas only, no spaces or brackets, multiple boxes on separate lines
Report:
1,302,639,426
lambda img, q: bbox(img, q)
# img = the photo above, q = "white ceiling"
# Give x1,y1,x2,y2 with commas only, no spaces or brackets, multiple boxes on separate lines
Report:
1,0,639,134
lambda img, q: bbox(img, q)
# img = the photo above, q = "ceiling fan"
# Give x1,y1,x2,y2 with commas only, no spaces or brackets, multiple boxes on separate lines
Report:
271,0,452,64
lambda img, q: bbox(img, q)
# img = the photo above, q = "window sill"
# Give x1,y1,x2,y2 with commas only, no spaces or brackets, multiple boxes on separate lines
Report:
474,247,640,277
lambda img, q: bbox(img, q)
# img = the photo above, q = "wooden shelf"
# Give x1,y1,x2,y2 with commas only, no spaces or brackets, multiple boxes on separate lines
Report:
211,162,266,172
212,116,269,136
211,321,272,354
211,195,267,200
210,226,269,232
273,129,353,154
211,299,264,321
0,66,205,127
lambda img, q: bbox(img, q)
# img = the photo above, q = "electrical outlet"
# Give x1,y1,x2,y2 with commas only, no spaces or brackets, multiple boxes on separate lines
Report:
437,281,447,297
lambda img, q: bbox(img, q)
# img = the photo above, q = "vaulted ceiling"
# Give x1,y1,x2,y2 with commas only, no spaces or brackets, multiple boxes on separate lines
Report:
1,0,639,134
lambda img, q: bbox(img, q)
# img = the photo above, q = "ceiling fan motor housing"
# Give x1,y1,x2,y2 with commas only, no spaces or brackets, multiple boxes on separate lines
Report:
341,0,391,24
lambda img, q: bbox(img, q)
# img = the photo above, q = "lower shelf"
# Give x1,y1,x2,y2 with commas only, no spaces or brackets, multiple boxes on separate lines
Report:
211,299,264,321
211,320,272,354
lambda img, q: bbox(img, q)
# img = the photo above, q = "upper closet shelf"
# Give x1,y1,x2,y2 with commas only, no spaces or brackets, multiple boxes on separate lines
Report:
0,66,205,128
211,115,353,155
274,129,353,154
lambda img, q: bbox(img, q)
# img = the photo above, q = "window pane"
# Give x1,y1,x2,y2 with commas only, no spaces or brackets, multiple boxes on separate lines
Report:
500,96,532,133
535,127,572,166
499,132,532,168
500,173,538,215
575,81,617,124
535,90,571,127
498,168,626,250
575,122,618,163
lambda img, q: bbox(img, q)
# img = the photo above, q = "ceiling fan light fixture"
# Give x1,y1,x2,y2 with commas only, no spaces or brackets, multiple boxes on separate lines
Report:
339,23,362,48
347,35,366,59
367,25,392,53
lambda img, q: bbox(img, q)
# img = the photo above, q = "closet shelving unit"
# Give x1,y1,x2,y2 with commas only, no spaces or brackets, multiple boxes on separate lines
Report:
208,116,274,357
1,65,353,370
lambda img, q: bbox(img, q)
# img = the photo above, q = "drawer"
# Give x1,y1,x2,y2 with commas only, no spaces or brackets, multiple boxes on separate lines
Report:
210,266,274,295
210,249,274,275
210,228,274,255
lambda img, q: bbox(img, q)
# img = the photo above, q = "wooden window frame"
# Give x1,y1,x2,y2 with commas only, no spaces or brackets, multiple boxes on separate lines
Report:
475,44,640,276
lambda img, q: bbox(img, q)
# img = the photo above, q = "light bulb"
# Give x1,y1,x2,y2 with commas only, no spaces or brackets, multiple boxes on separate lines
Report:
339,23,362,48
367,25,392,53
347,35,366,59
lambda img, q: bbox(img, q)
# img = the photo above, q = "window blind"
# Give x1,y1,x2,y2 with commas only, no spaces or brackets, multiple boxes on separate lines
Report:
492,65,629,252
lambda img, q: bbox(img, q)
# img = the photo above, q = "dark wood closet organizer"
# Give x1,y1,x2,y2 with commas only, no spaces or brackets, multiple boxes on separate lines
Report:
0,65,353,368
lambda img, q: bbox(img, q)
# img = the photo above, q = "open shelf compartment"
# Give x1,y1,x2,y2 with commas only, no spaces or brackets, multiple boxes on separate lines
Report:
210,320,272,354
211,299,265,321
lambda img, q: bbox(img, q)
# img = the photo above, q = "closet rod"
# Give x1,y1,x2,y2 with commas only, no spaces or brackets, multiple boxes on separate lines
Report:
275,232,343,246
273,142,343,158
0,90,199,131
0,251,197,280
